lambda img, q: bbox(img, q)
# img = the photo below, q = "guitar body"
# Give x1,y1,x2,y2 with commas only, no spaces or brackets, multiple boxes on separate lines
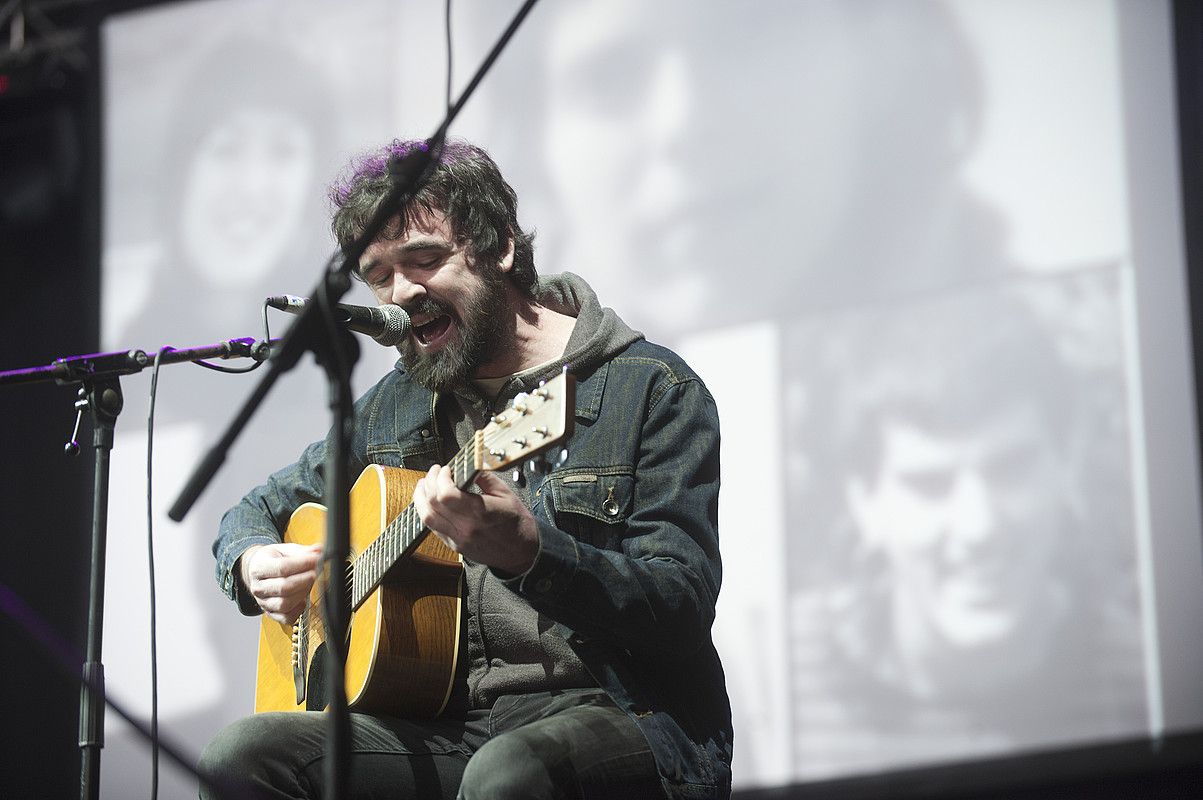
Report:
255,464,463,719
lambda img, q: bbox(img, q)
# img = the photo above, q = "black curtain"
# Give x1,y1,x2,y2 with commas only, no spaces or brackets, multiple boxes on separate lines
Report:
0,26,101,797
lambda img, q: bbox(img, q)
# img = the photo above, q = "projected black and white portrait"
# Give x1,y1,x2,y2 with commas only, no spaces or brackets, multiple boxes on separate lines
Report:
783,273,1145,775
99,4,400,799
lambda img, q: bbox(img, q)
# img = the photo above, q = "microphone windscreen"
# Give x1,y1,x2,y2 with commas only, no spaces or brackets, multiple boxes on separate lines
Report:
374,305,411,346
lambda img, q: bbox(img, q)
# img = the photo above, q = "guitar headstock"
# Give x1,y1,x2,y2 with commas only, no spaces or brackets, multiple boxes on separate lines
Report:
477,369,575,472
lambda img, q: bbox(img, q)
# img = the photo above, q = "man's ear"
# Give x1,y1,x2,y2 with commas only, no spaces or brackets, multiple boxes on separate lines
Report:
497,233,516,274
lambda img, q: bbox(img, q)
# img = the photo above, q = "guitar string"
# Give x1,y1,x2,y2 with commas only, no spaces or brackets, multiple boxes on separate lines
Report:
291,444,477,701
342,438,478,607
318,388,551,614
292,389,557,692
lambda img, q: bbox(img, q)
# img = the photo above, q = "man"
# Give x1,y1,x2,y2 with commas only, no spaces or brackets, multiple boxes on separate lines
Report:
199,139,732,799
784,280,1144,774
532,0,992,340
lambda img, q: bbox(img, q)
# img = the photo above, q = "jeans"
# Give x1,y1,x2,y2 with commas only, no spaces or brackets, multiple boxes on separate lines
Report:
197,688,664,799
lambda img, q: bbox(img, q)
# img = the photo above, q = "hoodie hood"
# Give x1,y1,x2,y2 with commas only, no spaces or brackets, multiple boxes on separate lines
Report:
521,271,644,386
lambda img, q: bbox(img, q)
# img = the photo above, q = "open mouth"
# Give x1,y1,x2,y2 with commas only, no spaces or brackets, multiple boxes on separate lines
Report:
413,313,453,348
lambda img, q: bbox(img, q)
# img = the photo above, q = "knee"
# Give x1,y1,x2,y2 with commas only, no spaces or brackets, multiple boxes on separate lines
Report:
458,735,557,800
199,715,267,778
197,713,318,799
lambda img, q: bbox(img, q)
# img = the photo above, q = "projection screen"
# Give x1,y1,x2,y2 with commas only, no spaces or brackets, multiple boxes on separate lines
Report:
99,1,1203,795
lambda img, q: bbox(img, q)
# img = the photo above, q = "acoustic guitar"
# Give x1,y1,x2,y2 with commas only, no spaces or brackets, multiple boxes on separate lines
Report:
254,370,575,718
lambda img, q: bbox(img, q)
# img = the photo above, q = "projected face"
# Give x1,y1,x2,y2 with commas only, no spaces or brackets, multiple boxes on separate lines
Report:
180,107,315,287
846,403,1064,693
542,0,859,333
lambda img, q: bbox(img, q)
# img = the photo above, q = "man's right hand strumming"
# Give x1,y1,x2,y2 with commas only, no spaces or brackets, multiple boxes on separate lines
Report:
238,542,322,624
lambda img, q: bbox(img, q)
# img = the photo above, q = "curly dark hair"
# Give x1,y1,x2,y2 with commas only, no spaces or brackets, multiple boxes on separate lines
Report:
329,138,537,296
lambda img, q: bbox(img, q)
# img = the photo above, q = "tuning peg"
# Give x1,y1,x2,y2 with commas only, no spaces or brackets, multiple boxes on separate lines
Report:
525,457,550,476
511,468,527,488
554,448,569,466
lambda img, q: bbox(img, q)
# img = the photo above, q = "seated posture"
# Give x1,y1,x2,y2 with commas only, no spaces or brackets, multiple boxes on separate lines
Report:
199,139,732,799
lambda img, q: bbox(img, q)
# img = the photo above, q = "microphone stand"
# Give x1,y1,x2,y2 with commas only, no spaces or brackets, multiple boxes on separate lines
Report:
0,336,271,800
166,3,542,799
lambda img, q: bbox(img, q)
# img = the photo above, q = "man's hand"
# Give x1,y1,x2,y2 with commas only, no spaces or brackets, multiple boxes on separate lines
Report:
239,542,322,624
412,465,539,577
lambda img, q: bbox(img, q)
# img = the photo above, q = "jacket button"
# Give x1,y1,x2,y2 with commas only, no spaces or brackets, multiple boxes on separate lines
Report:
602,487,620,517
533,577,553,593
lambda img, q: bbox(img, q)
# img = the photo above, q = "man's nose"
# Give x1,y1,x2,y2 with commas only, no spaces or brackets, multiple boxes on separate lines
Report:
946,471,997,555
634,50,689,216
389,272,426,308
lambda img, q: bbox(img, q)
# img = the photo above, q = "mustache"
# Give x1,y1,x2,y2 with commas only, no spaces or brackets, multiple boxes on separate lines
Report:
402,296,455,323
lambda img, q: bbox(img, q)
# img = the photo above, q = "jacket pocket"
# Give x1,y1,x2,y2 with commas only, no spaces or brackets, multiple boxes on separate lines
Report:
542,468,634,549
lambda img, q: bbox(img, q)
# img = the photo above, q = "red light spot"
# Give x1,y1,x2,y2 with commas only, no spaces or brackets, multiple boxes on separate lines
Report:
0,74,9,94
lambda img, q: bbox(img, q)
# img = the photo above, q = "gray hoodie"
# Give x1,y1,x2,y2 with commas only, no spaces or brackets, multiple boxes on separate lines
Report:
440,272,643,711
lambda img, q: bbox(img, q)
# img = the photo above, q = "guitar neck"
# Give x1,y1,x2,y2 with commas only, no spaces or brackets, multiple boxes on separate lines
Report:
349,433,481,609
345,372,574,609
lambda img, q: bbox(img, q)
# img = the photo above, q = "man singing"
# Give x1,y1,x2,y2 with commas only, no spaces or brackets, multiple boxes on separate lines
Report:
199,139,732,799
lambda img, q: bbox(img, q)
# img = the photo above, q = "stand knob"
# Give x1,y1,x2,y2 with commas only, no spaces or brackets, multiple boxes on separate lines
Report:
64,389,86,457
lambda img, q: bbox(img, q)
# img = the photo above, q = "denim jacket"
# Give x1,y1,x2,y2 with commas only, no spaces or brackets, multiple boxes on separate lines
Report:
214,275,732,799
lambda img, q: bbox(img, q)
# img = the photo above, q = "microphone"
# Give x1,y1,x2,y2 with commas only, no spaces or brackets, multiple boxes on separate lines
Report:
266,295,411,347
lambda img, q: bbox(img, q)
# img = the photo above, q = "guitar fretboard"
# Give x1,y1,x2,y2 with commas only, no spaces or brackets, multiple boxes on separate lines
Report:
340,375,570,609
348,435,480,608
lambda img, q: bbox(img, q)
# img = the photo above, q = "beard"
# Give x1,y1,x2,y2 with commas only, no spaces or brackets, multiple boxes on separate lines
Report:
397,264,510,394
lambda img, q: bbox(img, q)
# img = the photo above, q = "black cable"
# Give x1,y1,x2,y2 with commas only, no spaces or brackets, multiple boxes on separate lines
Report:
191,302,274,373
146,347,169,800
193,351,264,375
144,337,268,796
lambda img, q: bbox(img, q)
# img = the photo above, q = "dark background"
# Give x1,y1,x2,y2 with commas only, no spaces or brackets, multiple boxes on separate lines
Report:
1,1,1202,797
0,5,102,797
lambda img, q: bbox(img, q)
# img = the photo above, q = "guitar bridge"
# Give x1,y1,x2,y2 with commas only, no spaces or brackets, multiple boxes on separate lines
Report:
292,612,309,706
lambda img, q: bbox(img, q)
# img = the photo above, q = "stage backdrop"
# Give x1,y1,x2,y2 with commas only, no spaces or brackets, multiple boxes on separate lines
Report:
99,1,1203,795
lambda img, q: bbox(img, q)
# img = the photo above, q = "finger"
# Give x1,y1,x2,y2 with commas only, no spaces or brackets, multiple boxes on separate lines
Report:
251,569,316,601
422,502,463,543
424,464,443,492
257,546,321,580
258,594,293,621
432,529,459,553
412,471,433,521
260,584,311,619
427,464,465,507
417,467,458,516
413,475,453,535
277,542,321,557
276,569,318,598
435,464,458,493
283,543,323,568
250,559,293,582
278,596,309,624
434,469,488,520
250,576,291,602
265,605,301,625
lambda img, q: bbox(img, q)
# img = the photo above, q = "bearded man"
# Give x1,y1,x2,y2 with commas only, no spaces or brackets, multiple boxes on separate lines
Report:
199,139,732,800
